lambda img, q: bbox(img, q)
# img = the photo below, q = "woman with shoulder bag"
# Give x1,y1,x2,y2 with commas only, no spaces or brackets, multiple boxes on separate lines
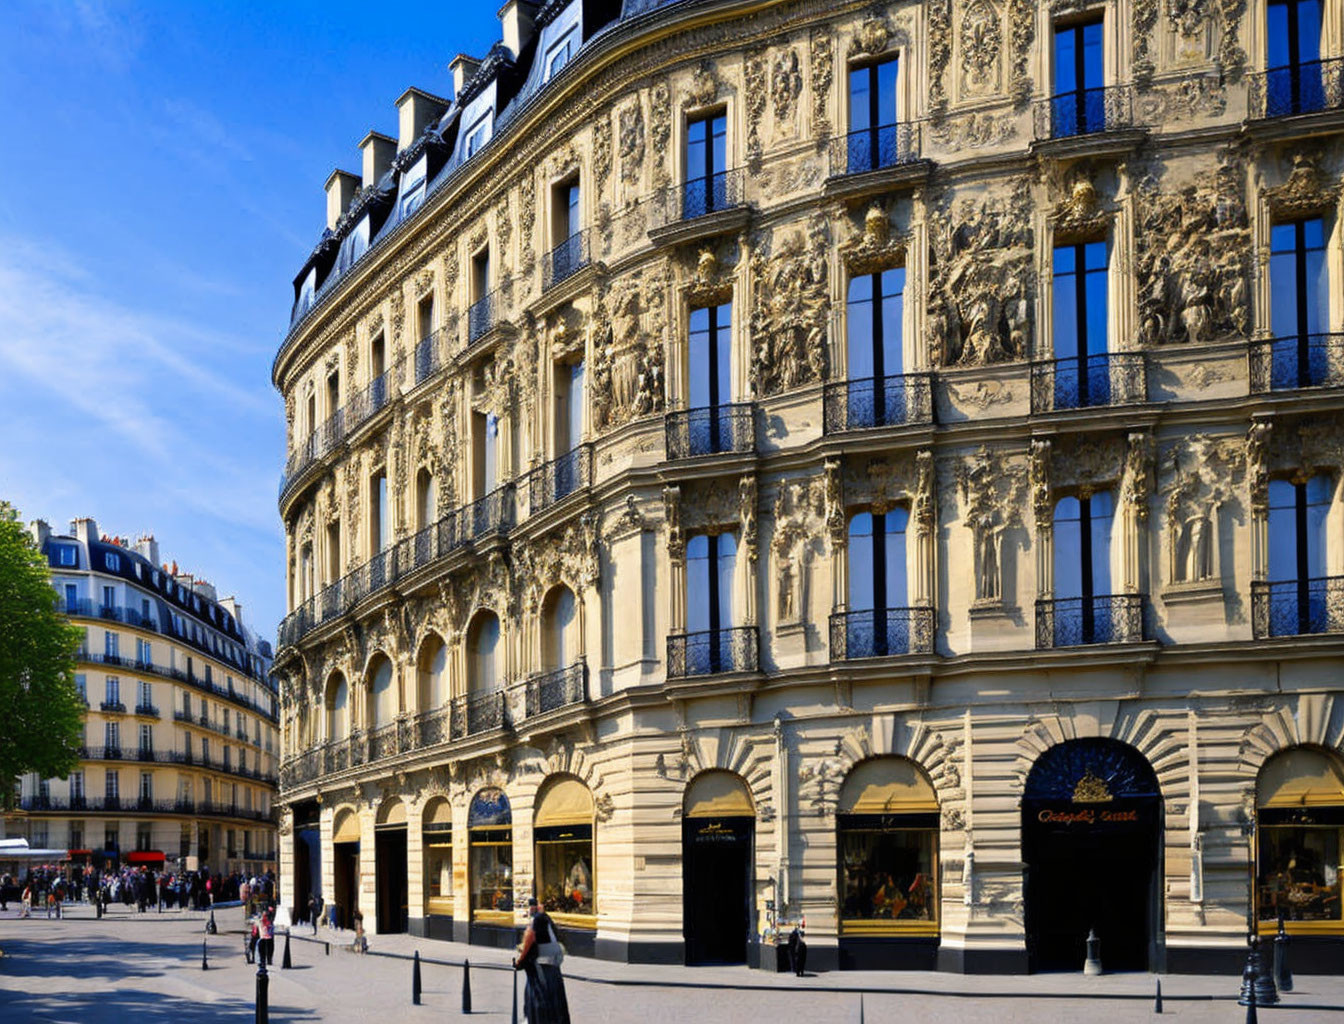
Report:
513,897,571,1024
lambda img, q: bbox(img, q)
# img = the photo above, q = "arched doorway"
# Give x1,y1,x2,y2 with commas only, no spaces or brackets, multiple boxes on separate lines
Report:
468,788,513,945
375,797,408,934
683,770,755,965
421,797,454,940
534,774,596,956
331,807,361,930
836,757,940,970
1022,738,1162,973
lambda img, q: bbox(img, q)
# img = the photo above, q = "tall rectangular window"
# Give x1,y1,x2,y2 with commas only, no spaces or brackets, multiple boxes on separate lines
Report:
136,638,151,666
104,630,119,658
687,302,735,455
684,112,728,217
102,585,115,611
846,267,906,425
105,770,119,800
74,674,86,703
105,721,120,752
63,583,78,611
845,509,912,657
1269,219,1330,387
684,532,739,674
370,472,388,554
139,723,153,753
139,771,153,802
138,680,152,709
847,58,899,171
1266,0,1324,114
1267,476,1331,633
1052,20,1105,135
105,676,120,706
1052,491,1116,643
70,771,84,801
1052,241,1110,408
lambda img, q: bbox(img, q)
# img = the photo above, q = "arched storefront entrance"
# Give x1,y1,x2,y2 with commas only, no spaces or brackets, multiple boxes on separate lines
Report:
375,798,408,934
683,770,755,965
534,775,597,957
1022,738,1161,973
836,757,940,970
331,808,361,930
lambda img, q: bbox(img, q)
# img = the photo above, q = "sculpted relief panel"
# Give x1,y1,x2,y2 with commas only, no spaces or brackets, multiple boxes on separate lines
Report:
592,266,667,431
927,179,1033,367
957,0,1003,101
749,215,831,398
1161,435,1242,585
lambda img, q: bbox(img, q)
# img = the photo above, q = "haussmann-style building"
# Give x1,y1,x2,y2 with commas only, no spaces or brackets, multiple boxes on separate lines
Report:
18,518,280,878
271,0,1344,974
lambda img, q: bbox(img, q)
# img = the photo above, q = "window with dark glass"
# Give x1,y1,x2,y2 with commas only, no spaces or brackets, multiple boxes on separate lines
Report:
1052,19,1105,135
1051,241,1110,408
847,58,899,171
846,510,910,657
685,532,738,673
1267,476,1331,633
846,267,906,426
1266,0,1324,115
546,32,575,79
684,112,727,217
1052,491,1115,643
468,788,513,919
1269,219,1330,387
687,302,735,454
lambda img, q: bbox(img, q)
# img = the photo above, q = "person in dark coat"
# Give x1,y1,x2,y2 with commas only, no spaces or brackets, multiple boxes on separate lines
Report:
787,924,808,977
513,897,571,1024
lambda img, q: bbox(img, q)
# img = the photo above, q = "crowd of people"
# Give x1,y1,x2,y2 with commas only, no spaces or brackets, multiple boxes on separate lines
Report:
1,864,277,918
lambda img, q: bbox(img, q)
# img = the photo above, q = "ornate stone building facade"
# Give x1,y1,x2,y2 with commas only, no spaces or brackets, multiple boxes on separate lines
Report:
273,0,1344,972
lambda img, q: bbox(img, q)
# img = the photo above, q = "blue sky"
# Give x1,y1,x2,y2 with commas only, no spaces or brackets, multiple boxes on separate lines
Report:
0,1,502,639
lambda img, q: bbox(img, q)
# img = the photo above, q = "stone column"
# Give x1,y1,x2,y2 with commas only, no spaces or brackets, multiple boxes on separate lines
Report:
664,486,685,633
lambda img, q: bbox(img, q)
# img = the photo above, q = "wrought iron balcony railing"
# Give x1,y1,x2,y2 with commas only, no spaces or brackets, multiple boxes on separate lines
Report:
77,652,275,720
454,690,509,737
1249,333,1344,393
133,703,159,718
667,626,759,679
829,607,935,661
280,406,347,499
467,289,500,346
528,444,591,514
829,122,921,176
346,362,396,433
58,596,158,633
1035,594,1146,648
443,484,516,550
1033,83,1136,140
414,327,446,385
543,230,591,290
1030,353,1145,413
18,795,273,822
1252,577,1344,638
665,402,755,459
1249,58,1344,119
525,661,587,718
823,373,933,434
100,700,126,713
649,168,746,228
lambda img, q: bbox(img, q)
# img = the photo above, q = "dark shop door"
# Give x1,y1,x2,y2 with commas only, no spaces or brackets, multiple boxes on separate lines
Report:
683,817,753,965
375,827,408,934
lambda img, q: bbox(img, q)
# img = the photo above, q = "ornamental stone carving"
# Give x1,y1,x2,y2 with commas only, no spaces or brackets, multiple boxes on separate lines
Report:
618,101,645,185
1055,436,1126,497
772,47,803,128
824,458,845,546
739,475,759,564
519,172,536,269
1161,435,1242,583
927,1,952,116
1264,151,1341,220
840,204,905,276
686,63,718,108
744,49,767,170
1134,157,1248,346
1133,0,1159,86
957,447,1028,603
683,245,734,308
1050,172,1112,240
959,0,1002,98
809,29,834,138
663,485,683,564
1246,420,1272,514
848,15,892,57
648,82,671,186
592,109,613,194
1030,438,1053,528
930,109,1016,151
927,181,1033,367
771,477,826,623
1008,0,1035,103
748,216,830,398
514,517,601,613
1216,0,1246,79
844,450,926,515
1120,432,1154,520
592,270,665,430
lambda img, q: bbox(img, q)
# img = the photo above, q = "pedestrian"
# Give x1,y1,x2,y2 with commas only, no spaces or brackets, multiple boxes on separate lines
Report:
787,923,808,977
245,918,259,964
352,909,367,953
257,907,275,966
307,894,319,935
513,897,571,1024
20,883,32,918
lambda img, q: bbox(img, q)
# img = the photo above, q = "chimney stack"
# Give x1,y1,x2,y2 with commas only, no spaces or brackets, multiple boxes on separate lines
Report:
498,0,540,60
395,88,450,151
359,131,397,187
450,55,483,98
324,168,361,230
70,517,99,547
29,519,51,547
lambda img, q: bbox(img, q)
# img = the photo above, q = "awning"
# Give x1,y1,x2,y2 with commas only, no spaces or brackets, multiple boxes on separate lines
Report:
127,850,165,864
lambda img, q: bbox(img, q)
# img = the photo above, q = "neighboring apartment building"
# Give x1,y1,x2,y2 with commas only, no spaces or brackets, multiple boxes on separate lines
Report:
20,518,279,878
271,0,1344,973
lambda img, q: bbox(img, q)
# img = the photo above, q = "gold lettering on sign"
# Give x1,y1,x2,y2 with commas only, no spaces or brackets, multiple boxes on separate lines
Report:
1072,769,1114,804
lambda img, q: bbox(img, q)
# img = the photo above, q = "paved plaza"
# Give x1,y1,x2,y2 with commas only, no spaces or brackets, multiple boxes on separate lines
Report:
2,904,1342,1022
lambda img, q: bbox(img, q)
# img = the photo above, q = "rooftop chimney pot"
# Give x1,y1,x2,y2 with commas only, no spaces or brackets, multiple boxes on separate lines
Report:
324,168,361,230
498,0,540,60
359,131,397,188
395,88,450,151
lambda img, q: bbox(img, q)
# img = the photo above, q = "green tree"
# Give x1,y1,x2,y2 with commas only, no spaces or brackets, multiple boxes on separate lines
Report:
0,502,85,809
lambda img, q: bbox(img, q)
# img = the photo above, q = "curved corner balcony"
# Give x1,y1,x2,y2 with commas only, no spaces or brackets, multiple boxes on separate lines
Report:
1035,594,1146,648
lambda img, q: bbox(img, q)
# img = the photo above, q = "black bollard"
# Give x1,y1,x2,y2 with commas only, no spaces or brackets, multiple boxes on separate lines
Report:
1154,978,1163,1014
282,931,292,969
1252,936,1279,1005
202,937,209,971
325,941,330,956
413,950,422,1006
859,992,865,1024
207,909,218,934
1245,992,1258,1024
1238,946,1257,1006
1274,916,1293,993
256,960,269,1024
1083,928,1103,976
462,958,472,1014
511,964,518,1024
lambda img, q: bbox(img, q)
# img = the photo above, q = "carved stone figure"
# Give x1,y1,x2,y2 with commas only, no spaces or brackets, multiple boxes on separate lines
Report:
959,0,1002,97
810,29,834,137
1246,421,1272,514
749,217,830,397
957,447,1028,603
592,272,665,430
687,64,718,107
771,48,802,127
840,204,904,277
648,82,671,186
1162,434,1242,584
618,102,645,185
1264,150,1341,220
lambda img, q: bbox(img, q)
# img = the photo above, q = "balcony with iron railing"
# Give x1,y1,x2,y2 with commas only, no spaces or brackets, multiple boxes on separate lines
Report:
455,689,509,737
1035,594,1146,648
828,607,935,661
78,650,275,721
100,700,126,713
1249,57,1344,119
346,361,397,435
647,169,748,245
822,374,934,434
525,661,587,719
828,121,922,177
665,403,755,460
1033,84,1137,141
1249,333,1344,393
133,703,160,718
1252,577,1344,638
415,327,449,386
667,626,759,679
543,230,591,291
18,795,273,822
467,289,500,347
1030,353,1146,413
527,445,592,515
279,406,347,501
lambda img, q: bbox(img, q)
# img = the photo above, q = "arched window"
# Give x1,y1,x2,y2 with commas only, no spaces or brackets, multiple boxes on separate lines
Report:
468,788,512,924
534,775,595,920
468,611,502,693
417,633,448,711
541,585,578,671
368,654,395,728
1256,746,1344,933
326,672,349,742
1052,491,1115,643
845,509,910,657
416,468,435,531
422,797,454,917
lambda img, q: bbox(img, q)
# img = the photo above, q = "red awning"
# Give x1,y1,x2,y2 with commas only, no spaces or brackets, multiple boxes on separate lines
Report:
127,850,165,864
68,849,93,857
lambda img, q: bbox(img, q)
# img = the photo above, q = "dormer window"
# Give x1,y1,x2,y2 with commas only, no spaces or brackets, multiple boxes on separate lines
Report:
546,30,576,80
399,155,429,219
104,552,121,572
466,114,491,158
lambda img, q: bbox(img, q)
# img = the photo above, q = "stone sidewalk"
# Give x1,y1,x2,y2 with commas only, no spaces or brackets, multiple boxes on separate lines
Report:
1,903,1341,1022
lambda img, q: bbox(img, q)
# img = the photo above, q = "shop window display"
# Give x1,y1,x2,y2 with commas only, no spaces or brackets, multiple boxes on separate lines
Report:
423,824,453,913
468,788,513,921
839,821,937,927
535,825,594,916
1258,825,1342,924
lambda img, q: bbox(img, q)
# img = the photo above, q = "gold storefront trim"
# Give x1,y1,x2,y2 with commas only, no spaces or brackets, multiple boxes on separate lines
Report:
840,919,939,937
472,909,514,925
1257,920,1344,937
548,912,597,930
